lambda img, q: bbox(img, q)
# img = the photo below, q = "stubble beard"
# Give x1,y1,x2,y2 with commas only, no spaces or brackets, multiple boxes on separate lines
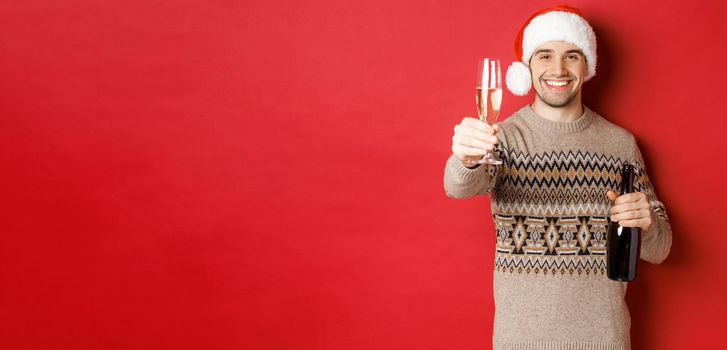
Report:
534,82,579,108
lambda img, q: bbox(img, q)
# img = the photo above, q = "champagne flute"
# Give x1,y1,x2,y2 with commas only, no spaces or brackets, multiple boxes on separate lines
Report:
475,58,503,165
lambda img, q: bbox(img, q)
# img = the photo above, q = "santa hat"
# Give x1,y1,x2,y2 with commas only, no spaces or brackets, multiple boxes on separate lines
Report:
505,4,597,96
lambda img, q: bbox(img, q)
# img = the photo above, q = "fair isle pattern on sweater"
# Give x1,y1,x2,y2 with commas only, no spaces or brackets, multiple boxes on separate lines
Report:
490,146,669,276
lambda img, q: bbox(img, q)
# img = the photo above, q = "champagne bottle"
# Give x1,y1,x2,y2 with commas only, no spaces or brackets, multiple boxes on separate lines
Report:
607,164,641,281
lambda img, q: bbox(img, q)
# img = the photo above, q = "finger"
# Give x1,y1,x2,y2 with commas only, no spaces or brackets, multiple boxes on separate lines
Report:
462,130,498,145
619,218,649,228
638,193,650,205
606,190,618,202
456,135,495,151
610,209,650,222
609,201,648,215
461,117,495,133
611,210,641,222
453,129,495,147
455,125,497,141
460,156,483,167
612,192,646,205
454,126,493,144
453,144,488,156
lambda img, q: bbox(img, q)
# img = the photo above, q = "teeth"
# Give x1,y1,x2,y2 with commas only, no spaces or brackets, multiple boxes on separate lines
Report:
546,80,569,87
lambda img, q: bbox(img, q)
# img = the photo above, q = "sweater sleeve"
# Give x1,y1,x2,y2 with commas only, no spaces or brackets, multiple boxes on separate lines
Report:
443,131,506,199
443,154,499,198
632,143,672,264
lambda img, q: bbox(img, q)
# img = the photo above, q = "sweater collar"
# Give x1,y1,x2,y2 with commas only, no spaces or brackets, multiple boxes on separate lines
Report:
520,104,595,134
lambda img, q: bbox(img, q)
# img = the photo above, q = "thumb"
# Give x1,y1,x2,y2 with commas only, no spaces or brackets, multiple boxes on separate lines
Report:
606,190,618,202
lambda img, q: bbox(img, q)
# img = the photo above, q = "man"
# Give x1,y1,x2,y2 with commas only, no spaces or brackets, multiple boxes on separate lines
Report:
443,5,672,349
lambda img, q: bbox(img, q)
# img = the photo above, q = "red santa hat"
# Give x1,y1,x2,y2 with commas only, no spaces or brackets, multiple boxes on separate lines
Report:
505,4,597,96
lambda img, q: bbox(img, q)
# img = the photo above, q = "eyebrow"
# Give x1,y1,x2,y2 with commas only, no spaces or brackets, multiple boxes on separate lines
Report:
534,49,584,56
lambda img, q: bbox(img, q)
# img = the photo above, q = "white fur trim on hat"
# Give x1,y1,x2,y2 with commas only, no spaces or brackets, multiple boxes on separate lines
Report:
522,11,597,80
505,62,532,96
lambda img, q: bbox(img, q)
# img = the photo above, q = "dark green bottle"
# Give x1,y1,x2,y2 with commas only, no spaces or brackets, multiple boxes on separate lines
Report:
607,164,641,281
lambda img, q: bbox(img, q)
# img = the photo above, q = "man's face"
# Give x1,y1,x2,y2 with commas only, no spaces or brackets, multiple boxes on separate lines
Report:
529,41,588,108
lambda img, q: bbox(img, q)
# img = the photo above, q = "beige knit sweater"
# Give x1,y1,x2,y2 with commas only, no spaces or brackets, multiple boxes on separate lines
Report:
443,105,672,350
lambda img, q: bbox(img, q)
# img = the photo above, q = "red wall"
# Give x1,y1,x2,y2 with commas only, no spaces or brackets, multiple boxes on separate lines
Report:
1,0,725,349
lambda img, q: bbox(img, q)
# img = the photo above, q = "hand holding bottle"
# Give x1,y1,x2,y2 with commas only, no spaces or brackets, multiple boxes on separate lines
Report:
607,190,654,231
607,164,644,281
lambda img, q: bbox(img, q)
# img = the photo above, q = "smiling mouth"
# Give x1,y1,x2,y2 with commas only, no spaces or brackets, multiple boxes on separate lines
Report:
543,79,573,92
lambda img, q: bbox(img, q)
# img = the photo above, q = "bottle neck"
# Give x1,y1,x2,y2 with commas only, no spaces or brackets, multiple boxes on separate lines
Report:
620,165,635,194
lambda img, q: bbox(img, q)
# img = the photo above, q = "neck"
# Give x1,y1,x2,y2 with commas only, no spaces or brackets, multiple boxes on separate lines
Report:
530,93,584,122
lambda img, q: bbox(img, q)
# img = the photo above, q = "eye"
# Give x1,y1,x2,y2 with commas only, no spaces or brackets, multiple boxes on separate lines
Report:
539,54,551,60
567,54,580,60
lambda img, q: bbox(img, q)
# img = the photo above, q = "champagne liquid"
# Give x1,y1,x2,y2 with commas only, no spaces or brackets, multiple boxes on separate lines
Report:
606,164,642,281
476,87,502,124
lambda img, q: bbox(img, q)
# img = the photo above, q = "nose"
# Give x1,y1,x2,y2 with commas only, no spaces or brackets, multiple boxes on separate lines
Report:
552,59,567,76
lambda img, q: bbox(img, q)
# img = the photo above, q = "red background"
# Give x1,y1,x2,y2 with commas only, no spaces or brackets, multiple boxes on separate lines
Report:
1,0,725,349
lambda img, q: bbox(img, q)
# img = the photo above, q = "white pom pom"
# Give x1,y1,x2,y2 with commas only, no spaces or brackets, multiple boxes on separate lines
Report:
505,62,532,96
